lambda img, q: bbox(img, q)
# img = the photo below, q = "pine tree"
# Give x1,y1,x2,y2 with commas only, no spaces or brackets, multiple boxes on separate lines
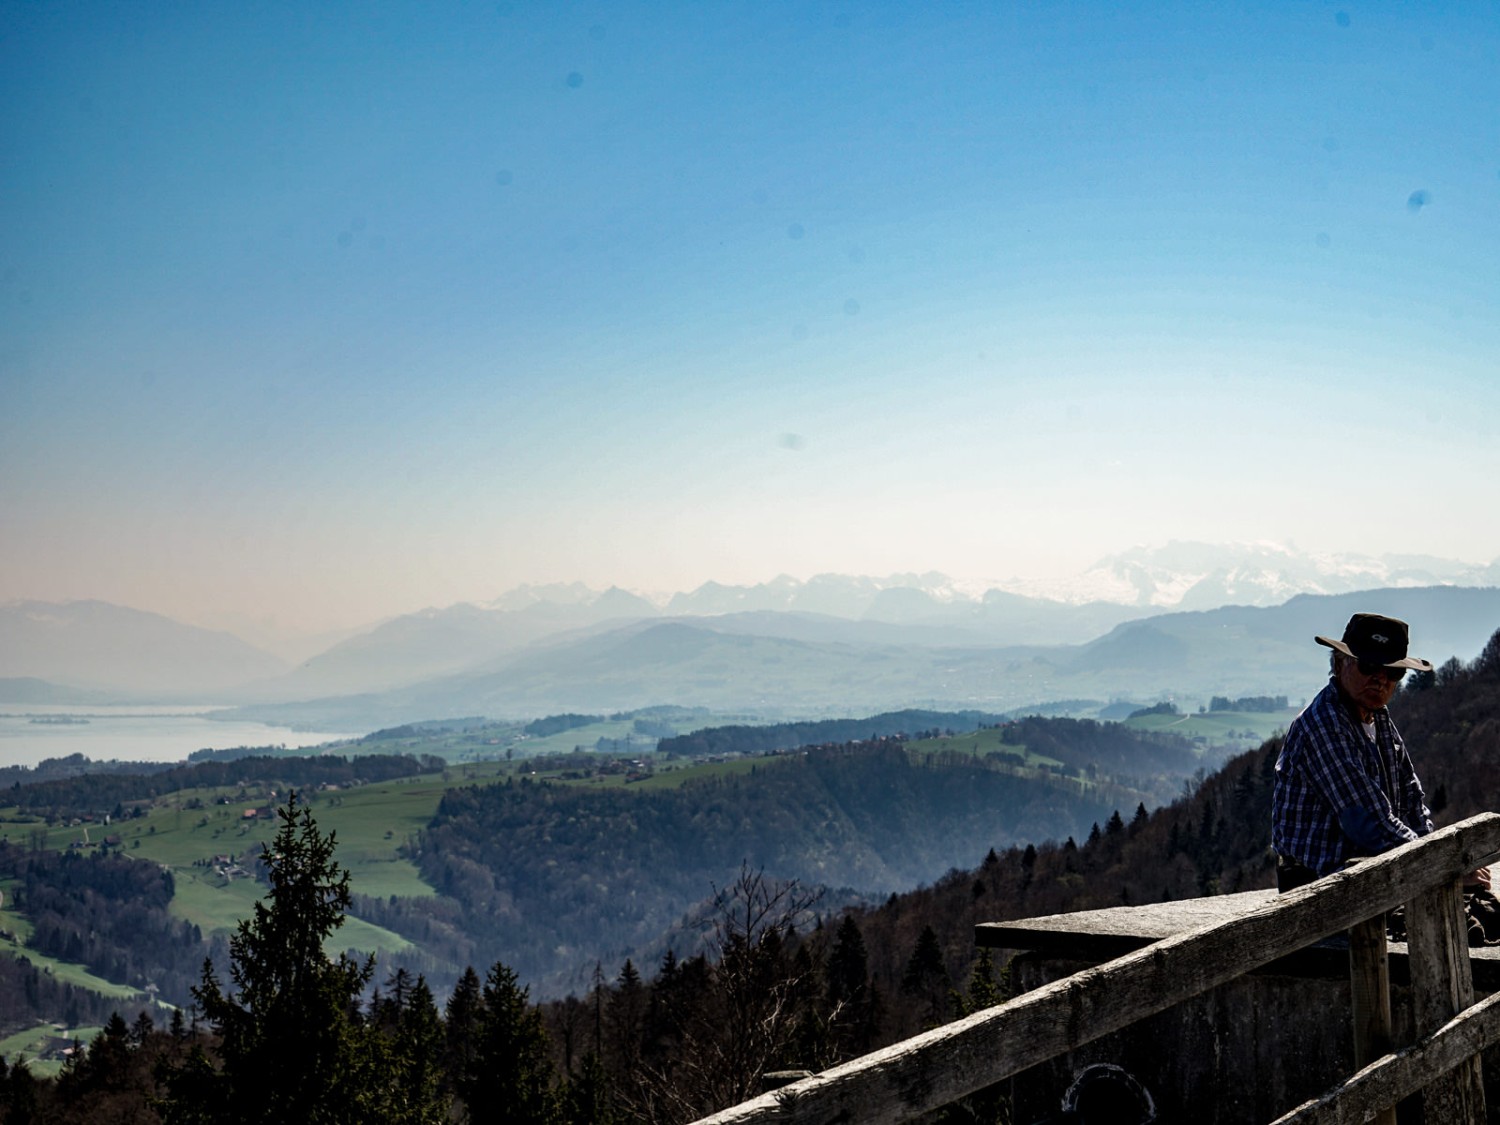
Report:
901,925,951,1029
605,959,646,1073
2,1054,40,1124
959,948,1001,1014
825,914,878,1058
937,950,1011,1125
1130,802,1150,834
445,965,484,1089
460,960,559,1124
561,1052,616,1125
369,974,450,1125
826,915,870,1011
161,790,375,1125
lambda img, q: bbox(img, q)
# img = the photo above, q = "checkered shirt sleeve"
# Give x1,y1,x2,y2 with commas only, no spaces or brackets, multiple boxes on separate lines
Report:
1271,680,1432,876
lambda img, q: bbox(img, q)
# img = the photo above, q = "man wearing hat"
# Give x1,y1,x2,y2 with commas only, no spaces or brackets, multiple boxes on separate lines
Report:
1271,613,1436,892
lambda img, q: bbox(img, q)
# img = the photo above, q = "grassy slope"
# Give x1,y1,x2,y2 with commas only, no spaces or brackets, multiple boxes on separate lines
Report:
904,727,1063,767
0,738,691,1005
1122,706,1295,753
1,1024,105,1079
0,731,806,1016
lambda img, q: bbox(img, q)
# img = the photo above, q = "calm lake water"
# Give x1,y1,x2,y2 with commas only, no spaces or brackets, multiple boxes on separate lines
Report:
0,704,361,769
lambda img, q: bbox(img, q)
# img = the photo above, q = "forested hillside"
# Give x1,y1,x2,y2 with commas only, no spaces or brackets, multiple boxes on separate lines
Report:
406,735,1178,992
653,709,1002,756
0,845,232,1037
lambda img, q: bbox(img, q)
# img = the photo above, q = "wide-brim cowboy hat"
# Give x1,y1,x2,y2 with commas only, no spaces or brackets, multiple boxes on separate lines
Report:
1315,612,1434,673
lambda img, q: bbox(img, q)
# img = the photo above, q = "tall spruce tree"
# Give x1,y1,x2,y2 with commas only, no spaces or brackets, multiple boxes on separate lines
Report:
444,965,484,1088
826,915,878,1058
459,960,559,1124
162,791,374,1125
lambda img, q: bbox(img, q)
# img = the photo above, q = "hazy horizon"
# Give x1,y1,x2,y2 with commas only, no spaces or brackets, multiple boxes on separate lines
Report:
7,537,1500,666
5,6,1498,652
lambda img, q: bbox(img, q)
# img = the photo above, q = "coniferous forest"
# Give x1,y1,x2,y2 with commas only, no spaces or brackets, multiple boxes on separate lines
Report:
1,629,1498,1122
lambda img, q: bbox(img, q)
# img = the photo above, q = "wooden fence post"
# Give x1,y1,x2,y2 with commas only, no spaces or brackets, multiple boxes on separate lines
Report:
1349,914,1396,1125
1404,879,1485,1123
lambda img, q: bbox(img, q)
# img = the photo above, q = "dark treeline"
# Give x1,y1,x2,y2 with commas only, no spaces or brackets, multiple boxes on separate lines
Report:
4,753,442,816
0,754,180,792
360,717,491,742
0,957,141,1042
995,715,1198,781
654,708,1004,757
1208,694,1289,712
0,846,227,1031
524,713,605,737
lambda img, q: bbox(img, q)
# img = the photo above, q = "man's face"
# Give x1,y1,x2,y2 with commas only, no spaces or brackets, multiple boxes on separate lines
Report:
1337,654,1403,715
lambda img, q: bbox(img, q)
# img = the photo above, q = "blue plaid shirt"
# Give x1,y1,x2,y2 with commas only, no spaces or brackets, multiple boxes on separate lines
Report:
1272,679,1431,876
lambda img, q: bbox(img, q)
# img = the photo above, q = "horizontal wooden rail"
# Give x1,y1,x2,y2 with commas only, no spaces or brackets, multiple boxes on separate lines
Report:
1271,990,1500,1124
693,813,1500,1125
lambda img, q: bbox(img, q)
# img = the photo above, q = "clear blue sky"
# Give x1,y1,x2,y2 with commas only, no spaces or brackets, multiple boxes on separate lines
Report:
3,1,1498,642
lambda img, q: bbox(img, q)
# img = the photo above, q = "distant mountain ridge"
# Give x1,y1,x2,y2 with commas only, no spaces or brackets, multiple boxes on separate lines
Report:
215,586,1500,732
0,600,287,698
4,542,1496,710
1015,541,1500,608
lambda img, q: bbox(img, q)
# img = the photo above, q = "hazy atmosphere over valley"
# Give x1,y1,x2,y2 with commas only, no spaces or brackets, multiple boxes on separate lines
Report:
4,2,1499,672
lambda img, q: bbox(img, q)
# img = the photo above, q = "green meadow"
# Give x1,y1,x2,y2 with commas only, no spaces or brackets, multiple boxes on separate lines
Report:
1121,707,1294,749
0,738,713,993
904,725,1065,767
334,714,672,764
1,1024,105,1079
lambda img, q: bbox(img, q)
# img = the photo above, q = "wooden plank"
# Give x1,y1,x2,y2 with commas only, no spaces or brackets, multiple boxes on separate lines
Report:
1347,915,1395,1125
692,815,1500,1125
975,890,1278,961
1404,879,1485,1123
1270,990,1500,1125
977,892,1500,991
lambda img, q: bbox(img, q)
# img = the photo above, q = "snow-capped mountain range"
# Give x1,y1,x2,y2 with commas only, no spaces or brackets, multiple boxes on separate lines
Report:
1009,541,1500,609
498,541,1500,617
5,541,1497,704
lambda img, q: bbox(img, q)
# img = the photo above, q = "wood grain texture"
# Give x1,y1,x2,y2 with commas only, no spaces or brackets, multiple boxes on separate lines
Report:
692,814,1500,1125
1270,991,1500,1125
1348,914,1395,1125
1404,879,1485,1122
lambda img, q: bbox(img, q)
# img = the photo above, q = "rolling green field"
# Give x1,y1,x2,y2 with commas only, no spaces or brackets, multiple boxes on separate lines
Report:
1121,707,1294,750
337,714,684,764
0,716,762,1060
1,1024,105,1079
903,726,1064,767
0,739,731,999
0,767,491,971
0,908,144,1002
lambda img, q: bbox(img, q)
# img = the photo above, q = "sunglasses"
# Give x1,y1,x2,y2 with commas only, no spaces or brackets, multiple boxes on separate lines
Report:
1356,659,1406,683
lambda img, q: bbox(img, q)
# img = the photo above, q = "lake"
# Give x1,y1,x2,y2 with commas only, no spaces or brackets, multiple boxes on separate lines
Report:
0,703,361,769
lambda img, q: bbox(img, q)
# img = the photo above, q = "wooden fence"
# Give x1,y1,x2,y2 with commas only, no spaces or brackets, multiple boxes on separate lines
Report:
693,812,1500,1125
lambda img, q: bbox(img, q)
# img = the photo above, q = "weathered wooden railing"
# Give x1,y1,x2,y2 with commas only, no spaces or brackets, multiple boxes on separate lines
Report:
694,812,1500,1125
